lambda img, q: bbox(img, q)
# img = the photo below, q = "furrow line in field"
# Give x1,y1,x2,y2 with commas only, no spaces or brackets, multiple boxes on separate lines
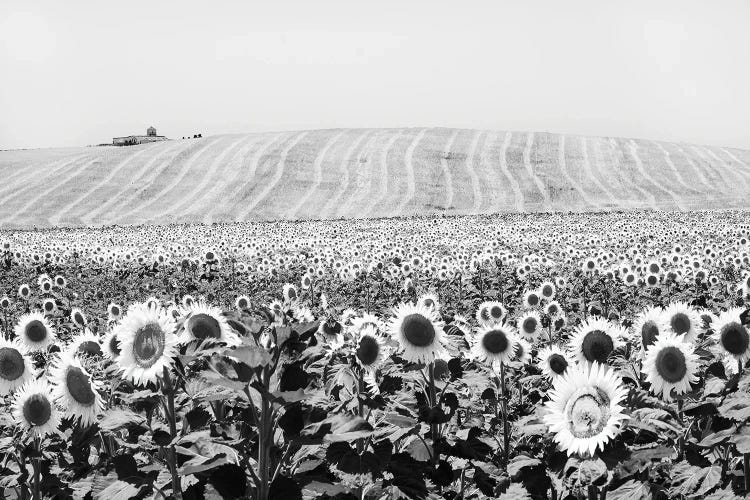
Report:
628,140,684,211
394,129,427,216
523,132,552,211
465,130,483,213
365,133,401,217
439,130,458,210
287,131,345,219
236,132,308,221
321,130,371,219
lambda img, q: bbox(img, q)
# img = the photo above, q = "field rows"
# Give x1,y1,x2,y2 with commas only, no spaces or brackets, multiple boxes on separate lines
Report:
0,128,748,227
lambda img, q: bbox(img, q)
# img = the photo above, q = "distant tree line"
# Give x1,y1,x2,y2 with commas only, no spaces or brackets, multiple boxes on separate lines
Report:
182,134,203,139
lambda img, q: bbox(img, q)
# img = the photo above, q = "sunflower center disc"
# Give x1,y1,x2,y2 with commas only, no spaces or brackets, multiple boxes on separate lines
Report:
356,335,380,365
133,323,166,368
581,330,614,363
721,322,749,355
482,329,508,354
565,389,610,439
548,354,568,374
109,335,121,356
655,346,688,383
670,313,691,335
74,313,85,325
490,306,503,319
543,285,554,297
25,320,48,343
423,299,434,308
189,313,221,340
79,341,102,356
401,314,436,347
66,366,96,406
23,394,52,426
641,321,660,349
0,347,24,381
528,294,539,306
480,308,491,321
522,317,538,334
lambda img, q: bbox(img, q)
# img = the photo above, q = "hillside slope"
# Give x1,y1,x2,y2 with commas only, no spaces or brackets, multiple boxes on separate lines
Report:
0,128,748,228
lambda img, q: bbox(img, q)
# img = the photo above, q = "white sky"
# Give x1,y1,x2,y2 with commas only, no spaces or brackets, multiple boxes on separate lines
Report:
1,0,749,150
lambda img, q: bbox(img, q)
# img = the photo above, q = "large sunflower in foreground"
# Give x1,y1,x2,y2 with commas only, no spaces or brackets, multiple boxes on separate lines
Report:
642,333,699,402
114,303,179,386
544,362,628,456
388,302,446,364
50,350,103,426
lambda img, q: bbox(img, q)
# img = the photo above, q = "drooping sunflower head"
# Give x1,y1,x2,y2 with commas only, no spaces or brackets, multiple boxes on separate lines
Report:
388,302,446,364
544,362,628,456
50,350,103,426
568,317,623,365
355,325,387,372
15,311,56,352
631,306,668,356
68,331,103,358
70,308,87,328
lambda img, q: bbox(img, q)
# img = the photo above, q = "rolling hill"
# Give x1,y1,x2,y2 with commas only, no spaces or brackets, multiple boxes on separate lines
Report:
0,128,748,228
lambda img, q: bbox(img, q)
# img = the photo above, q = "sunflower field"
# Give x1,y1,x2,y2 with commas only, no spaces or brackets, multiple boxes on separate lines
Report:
0,211,749,500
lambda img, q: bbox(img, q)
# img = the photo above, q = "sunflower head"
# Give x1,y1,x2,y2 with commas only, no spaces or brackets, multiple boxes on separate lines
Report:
569,318,622,365
389,303,446,364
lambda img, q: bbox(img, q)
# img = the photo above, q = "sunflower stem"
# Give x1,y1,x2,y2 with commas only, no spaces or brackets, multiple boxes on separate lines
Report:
744,453,750,493
587,484,597,500
500,361,510,468
258,367,273,500
162,371,181,499
428,362,439,465
31,437,40,500
677,399,685,460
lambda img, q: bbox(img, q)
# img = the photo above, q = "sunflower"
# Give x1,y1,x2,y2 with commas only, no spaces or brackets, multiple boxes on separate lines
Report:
513,336,533,365
568,317,623,365
50,350,103,426
318,317,344,347
523,290,541,309
537,345,573,380
108,303,123,322
631,306,668,356
417,293,441,313
42,298,57,315
115,303,179,386
713,308,750,364
544,362,628,456
0,339,35,395
70,308,87,328
544,300,562,318
388,302,447,364
663,301,702,342
12,379,60,437
67,331,103,357
354,325,387,372
282,284,299,303
517,311,543,342
0,296,10,309
475,301,507,327
471,324,517,365
181,294,195,309
180,301,239,346
235,295,250,310
102,329,121,360
15,311,56,352
540,281,556,300
350,313,385,335
642,333,699,402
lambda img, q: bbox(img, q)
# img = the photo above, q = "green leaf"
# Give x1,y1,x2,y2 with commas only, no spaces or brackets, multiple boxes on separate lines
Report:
95,481,142,500
608,480,652,500
719,394,750,421
507,455,541,478
98,408,146,431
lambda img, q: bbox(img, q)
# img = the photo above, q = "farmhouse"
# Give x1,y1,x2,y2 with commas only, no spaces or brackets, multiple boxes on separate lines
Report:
113,126,168,146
